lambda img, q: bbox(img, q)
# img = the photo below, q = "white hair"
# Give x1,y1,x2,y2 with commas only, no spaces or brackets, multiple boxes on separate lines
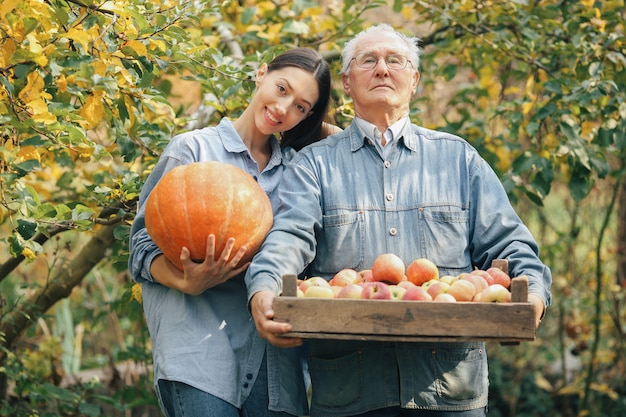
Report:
340,24,421,75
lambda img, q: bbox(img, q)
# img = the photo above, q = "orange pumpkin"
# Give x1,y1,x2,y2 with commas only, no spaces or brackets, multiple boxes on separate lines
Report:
145,161,273,271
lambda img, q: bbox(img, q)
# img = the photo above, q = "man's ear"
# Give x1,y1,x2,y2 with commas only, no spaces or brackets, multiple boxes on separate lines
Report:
342,73,351,95
411,71,420,95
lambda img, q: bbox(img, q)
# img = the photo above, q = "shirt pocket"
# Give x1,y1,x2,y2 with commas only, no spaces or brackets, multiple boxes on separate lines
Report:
315,210,365,273
419,208,470,273
432,344,487,401
308,350,364,410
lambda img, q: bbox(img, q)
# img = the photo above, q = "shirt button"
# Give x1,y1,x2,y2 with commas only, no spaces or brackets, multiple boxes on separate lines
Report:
384,161,391,168
243,382,249,388
246,373,253,380
386,193,393,201
389,228,397,236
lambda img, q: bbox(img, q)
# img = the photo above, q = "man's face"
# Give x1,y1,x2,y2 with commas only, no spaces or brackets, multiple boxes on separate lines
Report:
342,31,420,119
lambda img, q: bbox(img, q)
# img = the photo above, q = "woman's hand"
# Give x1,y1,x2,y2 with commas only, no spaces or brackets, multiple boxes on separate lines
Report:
151,234,249,295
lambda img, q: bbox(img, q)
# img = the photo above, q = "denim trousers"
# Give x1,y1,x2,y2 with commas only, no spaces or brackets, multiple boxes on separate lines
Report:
156,354,294,417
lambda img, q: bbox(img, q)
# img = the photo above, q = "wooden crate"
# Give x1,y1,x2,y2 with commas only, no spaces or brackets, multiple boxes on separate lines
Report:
273,262,535,343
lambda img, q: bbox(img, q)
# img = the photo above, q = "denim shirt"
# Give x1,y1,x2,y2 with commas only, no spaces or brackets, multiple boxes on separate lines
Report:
128,118,308,415
246,122,552,416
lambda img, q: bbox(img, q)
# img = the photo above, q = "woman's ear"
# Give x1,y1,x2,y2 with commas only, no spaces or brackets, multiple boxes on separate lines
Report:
255,63,269,86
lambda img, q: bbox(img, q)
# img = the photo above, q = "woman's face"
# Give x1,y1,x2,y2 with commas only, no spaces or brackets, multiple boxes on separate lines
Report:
252,65,319,135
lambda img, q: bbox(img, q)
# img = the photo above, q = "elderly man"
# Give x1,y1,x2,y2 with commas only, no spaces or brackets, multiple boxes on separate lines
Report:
246,24,552,417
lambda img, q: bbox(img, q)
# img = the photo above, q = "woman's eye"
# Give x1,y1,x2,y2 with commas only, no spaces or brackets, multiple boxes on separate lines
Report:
277,85,286,94
296,104,306,113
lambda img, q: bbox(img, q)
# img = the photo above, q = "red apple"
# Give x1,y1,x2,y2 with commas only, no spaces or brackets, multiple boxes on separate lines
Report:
397,280,418,290
359,269,375,282
447,279,477,301
486,267,512,289
434,293,457,302
426,281,450,299
371,253,406,284
402,285,433,301
329,268,363,287
460,273,489,293
336,283,364,299
388,285,407,301
472,269,494,285
474,284,511,303
299,276,331,293
304,285,335,298
361,281,392,300
406,258,439,286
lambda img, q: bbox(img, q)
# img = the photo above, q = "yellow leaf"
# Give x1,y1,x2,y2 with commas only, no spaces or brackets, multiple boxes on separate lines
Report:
29,99,57,124
18,71,45,103
581,0,594,7
131,283,143,304
22,247,37,260
17,146,41,163
0,0,19,19
0,38,16,68
581,120,596,138
522,101,534,115
544,133,558,147
65,27,91,51
124,39,147,57
80,90,105,129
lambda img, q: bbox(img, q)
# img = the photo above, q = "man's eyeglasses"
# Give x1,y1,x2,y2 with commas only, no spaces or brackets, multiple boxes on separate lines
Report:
351,53,412,70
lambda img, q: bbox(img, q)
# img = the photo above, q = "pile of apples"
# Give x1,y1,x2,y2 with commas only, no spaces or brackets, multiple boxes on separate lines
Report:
297,253,512,303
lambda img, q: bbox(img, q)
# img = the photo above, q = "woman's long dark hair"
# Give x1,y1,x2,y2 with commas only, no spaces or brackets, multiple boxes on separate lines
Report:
266,48,332,151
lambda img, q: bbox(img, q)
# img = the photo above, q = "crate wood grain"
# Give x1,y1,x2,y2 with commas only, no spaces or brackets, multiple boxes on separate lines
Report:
273,263,535,343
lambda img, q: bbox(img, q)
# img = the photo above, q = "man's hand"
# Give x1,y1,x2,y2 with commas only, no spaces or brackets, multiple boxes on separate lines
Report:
250,290,303,348
527,293,545,329
151,234,248,295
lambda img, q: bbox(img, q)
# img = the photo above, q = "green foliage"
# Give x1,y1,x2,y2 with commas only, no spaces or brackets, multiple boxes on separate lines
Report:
1,0,625,416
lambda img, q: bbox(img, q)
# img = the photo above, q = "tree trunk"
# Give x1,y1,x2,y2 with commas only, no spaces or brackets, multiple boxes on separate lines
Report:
618,179,626,287
0,224,117,400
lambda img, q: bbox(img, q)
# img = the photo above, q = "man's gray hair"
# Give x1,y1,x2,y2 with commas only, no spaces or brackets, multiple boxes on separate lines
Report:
340,24,421,75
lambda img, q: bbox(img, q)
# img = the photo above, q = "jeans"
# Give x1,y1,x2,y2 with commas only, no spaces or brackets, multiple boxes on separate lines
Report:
156,356,294,417
352,407,488,417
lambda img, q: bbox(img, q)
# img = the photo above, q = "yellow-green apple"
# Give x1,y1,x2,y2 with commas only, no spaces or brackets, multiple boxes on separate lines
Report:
406,258,439,286
372,253,406,284
447,279,476,301
434,293,457,302
460,273,489,293
426,281,451,299
297,287,304,297
439,275,459,285
388,285,407,301
486,267,511,289
329,268,363,287
359,269,375,282
471,269,494,285
474,284,511,303
421,279,439,290
402,285,433,301
331,286,343,297
361,281,392,300
304,285,335,298
299,276,331,293
336,283,364,299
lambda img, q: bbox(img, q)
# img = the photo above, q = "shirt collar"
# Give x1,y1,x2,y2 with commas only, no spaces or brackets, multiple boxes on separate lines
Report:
354,116,409,148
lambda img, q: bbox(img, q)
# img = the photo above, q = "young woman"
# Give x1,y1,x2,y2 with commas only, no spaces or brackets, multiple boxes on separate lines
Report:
128,47,333,417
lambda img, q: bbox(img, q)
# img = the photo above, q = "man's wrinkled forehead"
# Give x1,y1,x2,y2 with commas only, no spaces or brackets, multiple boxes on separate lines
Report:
354,31,408,56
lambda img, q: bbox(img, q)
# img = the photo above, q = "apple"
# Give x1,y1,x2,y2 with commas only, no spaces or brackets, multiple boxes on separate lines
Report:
371,253,406,284
331,286,343,297
388,285,407,301
402,285,433,301
486,267,511,289
299,276,331,293
447,279,476,302
475,284,511,303
421,279,439,290
359,269,375,282
406,258,439,286
304,285,335,298
460,273,489,293
361,281,392,300
434,293,457,302
329,268,363,287
439,275,459,285
426,281,450,299
397,280,418,290
297,287,304,297
471,269,494,285
336,283,364,299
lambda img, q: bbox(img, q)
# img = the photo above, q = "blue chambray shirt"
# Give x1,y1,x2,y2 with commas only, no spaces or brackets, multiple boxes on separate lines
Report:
246,121,552,416
128,117,308,415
